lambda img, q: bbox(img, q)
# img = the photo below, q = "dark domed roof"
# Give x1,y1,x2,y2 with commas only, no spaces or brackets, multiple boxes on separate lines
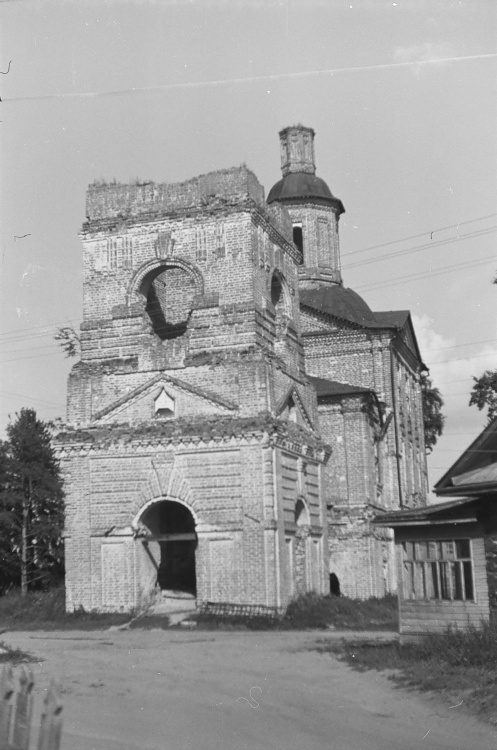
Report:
300,286,379,327
267,172,345,213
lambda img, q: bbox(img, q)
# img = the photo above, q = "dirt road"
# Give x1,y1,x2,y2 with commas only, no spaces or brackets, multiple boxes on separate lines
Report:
3,629,495,750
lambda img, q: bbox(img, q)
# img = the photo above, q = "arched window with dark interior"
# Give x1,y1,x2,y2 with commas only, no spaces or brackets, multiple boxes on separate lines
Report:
292,222,304,264
140,264,197,341
287,396,298,423
271,272,283,308
295,498,310,527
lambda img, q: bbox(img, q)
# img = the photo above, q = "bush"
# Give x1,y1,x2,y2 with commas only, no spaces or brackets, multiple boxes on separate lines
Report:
0,587,132,630
284,592,398,630
191,593,398,631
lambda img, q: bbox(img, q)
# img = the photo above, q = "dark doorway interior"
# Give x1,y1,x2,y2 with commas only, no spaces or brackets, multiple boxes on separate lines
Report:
142,501,197,595
329,572,341,597
158,539,196,593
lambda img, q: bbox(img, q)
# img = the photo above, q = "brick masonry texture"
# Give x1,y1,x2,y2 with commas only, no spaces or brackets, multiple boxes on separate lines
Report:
58,127,428,612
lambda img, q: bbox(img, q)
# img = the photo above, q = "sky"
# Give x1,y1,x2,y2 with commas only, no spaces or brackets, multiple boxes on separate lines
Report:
0,0,496,500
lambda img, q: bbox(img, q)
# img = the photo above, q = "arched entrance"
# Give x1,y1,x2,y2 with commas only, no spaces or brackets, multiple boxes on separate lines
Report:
140,500,197,595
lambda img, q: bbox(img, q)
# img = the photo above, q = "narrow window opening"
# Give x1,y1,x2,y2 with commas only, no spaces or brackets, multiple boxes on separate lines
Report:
271,274,282,307
288,396,298,423
154,389,175,419
295,498,310,527
292,223,303,263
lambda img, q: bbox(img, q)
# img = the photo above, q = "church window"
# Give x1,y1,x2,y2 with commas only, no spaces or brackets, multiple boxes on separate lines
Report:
295,498,310,527
108,237,122,270
288,396,298,423
292,222,303,262
154,389,175,418
271,273,283,307
215,223,225,258
317,217,330,265
123,236,133,269
196,227,208,262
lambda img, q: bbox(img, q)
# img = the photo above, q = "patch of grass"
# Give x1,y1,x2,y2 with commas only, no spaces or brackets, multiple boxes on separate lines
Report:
192,613,280,630
191,593,398,631
128,614,171,630
283,592,398,630
317,621,497,724
0,641,35,665
0,587,133,631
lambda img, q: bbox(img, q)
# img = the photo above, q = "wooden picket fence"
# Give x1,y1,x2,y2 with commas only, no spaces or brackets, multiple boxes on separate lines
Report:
0,667,62,750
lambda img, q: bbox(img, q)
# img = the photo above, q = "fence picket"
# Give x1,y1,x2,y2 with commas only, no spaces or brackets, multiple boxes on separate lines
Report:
37,681,62,750
0,668,62,750
0,667,14,747
10,668,34,750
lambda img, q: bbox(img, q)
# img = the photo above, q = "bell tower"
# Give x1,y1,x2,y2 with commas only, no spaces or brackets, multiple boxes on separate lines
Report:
280,125,316,176
267,125,345,290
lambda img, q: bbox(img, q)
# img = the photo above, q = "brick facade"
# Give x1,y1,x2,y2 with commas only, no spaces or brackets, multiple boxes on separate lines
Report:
58,125,427,611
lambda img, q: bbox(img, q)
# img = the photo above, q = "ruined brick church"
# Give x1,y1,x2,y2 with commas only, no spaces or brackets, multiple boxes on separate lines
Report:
56,126,428,612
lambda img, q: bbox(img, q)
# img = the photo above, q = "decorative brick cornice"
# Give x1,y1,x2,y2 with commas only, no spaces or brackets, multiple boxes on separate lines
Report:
55,413,331,462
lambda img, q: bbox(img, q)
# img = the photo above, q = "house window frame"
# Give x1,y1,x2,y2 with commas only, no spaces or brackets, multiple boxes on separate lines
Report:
401,538,475,603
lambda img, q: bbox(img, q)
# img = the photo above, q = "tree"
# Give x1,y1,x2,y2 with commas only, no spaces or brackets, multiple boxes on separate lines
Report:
420,373,445,453
469,369,497,424
54,325,80,358
0,409,65,595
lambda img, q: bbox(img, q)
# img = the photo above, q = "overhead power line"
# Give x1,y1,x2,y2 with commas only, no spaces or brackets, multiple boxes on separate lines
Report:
0,319,82,341
0,390,65,408
0,351,63,366
356,254,495,293
343,226,497,270
343,213,497,257
422,337,497,353
426,351,497,366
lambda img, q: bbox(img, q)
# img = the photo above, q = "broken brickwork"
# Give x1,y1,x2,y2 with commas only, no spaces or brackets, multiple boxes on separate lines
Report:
58,126,427,611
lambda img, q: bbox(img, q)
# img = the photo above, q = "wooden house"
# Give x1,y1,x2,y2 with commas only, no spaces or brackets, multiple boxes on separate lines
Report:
374,418,497,639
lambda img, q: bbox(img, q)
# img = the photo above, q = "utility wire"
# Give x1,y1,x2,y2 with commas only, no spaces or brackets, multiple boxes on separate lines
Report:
355,255,495,293
343,213,497,257
426,351,497,366
0,351,64,365
343,226,497,270
0,320,83,342
423,337,497,353
0,389,65,408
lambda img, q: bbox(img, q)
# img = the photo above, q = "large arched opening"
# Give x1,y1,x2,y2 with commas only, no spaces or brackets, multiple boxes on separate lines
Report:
139,500,197,595
141,266,197,341
126,258,203,343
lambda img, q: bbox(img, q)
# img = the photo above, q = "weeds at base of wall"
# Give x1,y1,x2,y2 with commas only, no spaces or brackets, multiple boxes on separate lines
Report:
0,588,397,632
190,592,398,631
0,587,132,631
316,621,497,725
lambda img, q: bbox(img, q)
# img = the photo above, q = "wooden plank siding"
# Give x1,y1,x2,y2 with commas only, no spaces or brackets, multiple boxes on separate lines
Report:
395,523,490,635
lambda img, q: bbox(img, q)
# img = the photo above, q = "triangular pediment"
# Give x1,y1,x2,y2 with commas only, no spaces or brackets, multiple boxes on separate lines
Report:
92,373,238,425
275,385,314,430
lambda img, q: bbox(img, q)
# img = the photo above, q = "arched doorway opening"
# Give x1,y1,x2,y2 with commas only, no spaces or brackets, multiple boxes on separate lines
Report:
140,500,197,595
